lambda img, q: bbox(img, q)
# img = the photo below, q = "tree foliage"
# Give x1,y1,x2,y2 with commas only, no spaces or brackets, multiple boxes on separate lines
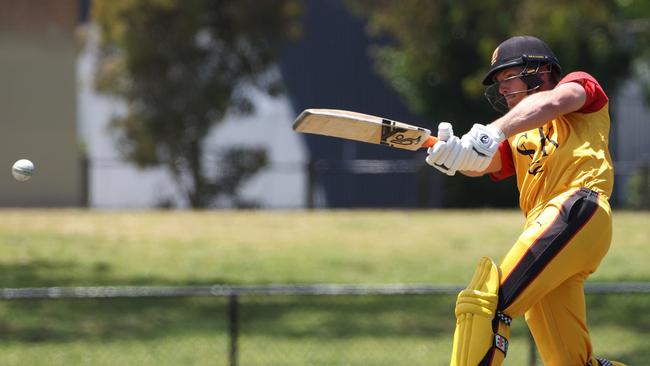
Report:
93,0,301,208
346,0,648,206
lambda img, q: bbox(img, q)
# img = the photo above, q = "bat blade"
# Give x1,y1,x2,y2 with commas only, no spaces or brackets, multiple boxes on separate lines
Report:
292,109,437,151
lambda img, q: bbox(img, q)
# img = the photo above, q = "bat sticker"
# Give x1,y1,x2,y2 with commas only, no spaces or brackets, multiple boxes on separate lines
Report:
380,119,421,146
388,134,423,146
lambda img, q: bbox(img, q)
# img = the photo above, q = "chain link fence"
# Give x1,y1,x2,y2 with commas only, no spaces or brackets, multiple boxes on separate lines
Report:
1,283,649,365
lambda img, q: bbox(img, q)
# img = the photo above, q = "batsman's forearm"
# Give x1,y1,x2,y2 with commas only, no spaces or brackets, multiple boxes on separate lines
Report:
489,91,561,138
489,82,586,138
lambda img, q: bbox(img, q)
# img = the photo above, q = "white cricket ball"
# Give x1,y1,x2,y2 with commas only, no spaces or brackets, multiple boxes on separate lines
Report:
12,159,35,181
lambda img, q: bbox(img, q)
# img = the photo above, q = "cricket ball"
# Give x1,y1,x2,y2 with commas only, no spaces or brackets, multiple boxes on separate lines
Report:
12,159,34,181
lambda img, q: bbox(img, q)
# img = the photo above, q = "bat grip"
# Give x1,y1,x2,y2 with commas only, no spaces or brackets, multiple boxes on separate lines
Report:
421,135,438,149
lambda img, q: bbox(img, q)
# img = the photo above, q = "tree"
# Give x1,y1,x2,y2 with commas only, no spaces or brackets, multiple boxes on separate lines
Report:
93,0,301,208
346,0,640,207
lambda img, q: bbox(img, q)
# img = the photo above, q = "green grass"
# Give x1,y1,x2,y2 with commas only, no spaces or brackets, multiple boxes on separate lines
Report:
0,209,648,365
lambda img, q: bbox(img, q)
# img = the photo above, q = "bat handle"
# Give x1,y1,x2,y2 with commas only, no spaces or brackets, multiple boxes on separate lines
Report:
421,135,438,149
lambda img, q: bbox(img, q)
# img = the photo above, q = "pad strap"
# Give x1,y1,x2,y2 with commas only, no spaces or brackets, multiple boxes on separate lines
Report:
494,334,509,354
493,311,512,355
496,310,512,326
587,359,614,366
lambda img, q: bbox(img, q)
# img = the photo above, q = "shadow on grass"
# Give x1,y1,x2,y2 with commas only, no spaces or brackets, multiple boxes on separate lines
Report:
238,295,458,339
0,261,648,363
587,293,650,363
0,259,230,344
0,297,228,343
0,260,229,288
0,296,459,344
0,259,460,345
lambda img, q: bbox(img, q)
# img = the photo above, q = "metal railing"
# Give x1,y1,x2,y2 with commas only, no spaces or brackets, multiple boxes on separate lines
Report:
2,282,649,365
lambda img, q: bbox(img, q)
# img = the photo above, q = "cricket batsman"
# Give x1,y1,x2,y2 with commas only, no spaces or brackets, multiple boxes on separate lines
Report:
425,35,625,366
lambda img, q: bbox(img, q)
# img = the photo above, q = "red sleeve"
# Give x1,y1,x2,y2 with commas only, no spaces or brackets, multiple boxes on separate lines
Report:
489,140,515,181
557,71,608,113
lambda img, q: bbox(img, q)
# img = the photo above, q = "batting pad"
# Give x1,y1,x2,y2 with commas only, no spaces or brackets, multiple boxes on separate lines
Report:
451,257,509,366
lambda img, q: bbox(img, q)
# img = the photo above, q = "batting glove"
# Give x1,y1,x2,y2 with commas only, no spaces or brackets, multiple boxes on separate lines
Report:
425,123,471,176
459,124,505,172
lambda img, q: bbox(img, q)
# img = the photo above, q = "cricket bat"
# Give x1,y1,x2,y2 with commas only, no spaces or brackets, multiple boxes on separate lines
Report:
292,109,437,151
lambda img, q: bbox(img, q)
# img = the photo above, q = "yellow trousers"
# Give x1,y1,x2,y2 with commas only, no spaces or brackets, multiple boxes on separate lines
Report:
498,188,611,365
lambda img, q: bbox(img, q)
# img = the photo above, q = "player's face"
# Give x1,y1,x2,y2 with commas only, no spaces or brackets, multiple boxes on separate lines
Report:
494,67,530,108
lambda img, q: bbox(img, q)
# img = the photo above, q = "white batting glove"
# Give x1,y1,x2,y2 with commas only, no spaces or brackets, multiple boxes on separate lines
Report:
436,122,453,142
425,123,469,176
458,124,506,172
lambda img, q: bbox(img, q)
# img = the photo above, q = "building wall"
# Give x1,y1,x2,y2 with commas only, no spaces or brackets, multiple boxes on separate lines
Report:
0,0,82,207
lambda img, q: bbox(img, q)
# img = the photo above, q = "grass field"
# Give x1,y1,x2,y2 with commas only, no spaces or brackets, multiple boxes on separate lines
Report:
0,209,648,365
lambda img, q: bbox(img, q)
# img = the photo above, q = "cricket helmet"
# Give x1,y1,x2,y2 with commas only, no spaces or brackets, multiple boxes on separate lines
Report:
482,35,561,86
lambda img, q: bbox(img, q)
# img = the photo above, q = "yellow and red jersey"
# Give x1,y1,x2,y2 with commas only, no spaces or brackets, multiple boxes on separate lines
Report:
490,72,614,218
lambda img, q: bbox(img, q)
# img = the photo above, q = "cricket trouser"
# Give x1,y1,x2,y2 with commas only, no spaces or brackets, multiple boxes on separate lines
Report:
499,187,612,365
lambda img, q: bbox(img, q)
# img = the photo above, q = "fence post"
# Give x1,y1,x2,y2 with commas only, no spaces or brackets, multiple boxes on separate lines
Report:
528,327,536,366
416,161,429,208
305,159,316,209
80,154,90,207
229,294,239,366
